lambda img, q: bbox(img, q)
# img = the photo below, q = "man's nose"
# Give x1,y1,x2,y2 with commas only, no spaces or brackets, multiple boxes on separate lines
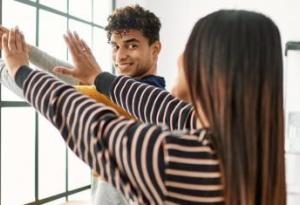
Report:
116,47,128,61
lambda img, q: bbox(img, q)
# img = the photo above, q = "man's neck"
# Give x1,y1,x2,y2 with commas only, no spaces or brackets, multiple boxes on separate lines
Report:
136,64,157,80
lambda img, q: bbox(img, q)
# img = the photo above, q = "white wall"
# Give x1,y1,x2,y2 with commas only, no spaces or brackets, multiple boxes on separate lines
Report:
117,0,300,90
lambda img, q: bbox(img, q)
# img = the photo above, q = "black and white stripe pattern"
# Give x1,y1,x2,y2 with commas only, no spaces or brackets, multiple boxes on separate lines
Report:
23,70,224,204
110,76,197,131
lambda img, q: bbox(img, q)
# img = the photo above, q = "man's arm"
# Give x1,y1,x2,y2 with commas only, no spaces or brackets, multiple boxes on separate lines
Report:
0,48,78,99
29,46,79,85
0,59,24,98
1,25,79,85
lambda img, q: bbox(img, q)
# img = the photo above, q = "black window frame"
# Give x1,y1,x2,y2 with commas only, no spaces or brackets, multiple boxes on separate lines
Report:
0,0,116,204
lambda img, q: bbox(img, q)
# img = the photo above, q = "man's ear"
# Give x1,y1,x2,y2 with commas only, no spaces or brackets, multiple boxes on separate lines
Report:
151,41,161,57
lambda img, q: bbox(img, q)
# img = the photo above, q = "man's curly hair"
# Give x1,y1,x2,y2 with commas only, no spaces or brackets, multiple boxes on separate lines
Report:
105,5,161,45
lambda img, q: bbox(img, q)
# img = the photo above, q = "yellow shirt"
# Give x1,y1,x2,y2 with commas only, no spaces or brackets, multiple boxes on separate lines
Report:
75,85,134,178
75,85,133,119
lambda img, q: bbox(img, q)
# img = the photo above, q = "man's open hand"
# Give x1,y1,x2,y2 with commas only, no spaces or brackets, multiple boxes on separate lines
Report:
53,31,102,85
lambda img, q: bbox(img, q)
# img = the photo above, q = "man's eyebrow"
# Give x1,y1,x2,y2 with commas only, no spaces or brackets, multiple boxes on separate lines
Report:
109,38,140,45
123,38,140,43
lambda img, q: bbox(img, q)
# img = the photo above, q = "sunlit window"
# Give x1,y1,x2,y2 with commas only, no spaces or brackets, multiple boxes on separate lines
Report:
1,108,36,205
0,0,113,204
40,0,67,12
69,0,92,21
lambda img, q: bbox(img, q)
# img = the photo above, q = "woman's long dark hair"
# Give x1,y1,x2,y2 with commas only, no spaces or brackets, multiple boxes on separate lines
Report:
184,10,286,204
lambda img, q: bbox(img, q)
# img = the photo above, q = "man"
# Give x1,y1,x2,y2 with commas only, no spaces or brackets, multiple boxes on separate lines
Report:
55,5,164,89
0,5,165,205
55,6,165,204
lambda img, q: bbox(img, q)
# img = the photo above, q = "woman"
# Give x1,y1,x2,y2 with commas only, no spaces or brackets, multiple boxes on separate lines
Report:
2,9,286,205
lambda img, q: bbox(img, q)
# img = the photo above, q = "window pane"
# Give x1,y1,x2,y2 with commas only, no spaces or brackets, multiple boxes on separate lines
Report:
69,0,92,21
68,189,91,201
68,150,91,190
2,0,36,45
69,20,92,47
93,27,112,72
1,107,35,205
40,0,67,12
93,0,112,26
68,20,92,65
39,10,68,61
2,0,36,101
39,115,66,199
0,86,25,102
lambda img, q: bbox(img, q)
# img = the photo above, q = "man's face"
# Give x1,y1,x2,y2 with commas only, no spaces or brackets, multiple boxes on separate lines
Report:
110,29,160,78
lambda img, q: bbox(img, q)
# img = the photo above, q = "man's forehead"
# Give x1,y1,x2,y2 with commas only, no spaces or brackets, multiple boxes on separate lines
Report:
111,29,144,41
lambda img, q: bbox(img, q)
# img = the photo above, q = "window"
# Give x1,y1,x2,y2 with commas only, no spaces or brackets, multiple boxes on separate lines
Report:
0,0,114,204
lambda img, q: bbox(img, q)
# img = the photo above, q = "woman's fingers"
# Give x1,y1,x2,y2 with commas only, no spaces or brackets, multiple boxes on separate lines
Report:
8,28,17,51
15,28,23,51
2,32,9,52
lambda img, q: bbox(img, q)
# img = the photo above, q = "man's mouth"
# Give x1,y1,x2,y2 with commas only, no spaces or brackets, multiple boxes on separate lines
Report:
117,63,133,70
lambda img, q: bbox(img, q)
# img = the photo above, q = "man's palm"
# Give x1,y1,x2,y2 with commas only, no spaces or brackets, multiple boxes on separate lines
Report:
54,32,101,85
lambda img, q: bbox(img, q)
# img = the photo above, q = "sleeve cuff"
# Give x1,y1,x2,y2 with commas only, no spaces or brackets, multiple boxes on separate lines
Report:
94,72,117,96
15,65,33,88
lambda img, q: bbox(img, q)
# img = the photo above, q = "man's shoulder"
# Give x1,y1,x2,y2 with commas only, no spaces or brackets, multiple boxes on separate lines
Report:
140,75,166,89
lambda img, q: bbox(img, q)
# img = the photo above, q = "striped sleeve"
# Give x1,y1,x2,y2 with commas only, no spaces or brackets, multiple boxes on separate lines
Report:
22,70,224,204
109,76,198,130
22,70,168,204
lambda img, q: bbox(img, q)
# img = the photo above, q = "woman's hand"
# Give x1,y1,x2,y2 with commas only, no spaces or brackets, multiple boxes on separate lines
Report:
1,27,29,78
1,25,32,54
0,26,9,49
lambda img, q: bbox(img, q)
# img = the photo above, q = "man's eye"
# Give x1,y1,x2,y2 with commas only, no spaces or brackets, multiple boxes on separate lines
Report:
128,44,138,49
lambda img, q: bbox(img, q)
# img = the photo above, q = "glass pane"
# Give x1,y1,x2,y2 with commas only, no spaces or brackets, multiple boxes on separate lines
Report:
2,0,36,101
2,0,36,45
0,86,25,102
69,0,92,21
69,20,92,47
286,153,300,198
1,107,35,205
93,27,112,72
68,150,91,190
285,51,300,112
93,0,112,26
285,50,300,203
40,0,67,12
68,189,91,201
68,20,92,66
39,115,66,199
39,10,68,61
285,51,300,153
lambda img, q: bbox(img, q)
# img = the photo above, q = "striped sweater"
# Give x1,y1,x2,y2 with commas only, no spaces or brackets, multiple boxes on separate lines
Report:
17,66,224,205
